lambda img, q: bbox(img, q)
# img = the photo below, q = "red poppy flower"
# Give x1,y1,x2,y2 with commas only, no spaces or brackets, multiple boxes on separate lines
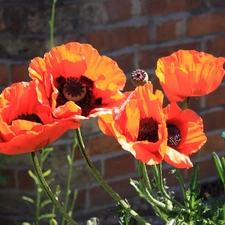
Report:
29,42,126,119
0,81,80,155
155,50,225,102
98,83,168,165
163,102,207,168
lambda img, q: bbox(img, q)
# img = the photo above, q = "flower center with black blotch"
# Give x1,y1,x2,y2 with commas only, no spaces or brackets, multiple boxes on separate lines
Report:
12,113,43,124
56,75,102,117
137,117,159,142
167,124,182,148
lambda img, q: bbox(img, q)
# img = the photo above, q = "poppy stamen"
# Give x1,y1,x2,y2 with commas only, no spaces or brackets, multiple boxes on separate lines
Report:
167,124,182,148
56,75,100,117
131,69,147,82
13,113,43,124
137,117,159,143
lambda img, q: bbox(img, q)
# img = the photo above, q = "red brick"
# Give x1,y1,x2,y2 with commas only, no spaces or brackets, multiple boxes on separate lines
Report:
140,0,202,16
205,35,225,57
156,19,184,42
200,108,225,132
104,0,132,23
187,11,225,37
11,64,28,83
0,64,9,86
206,0,225,6
85,25,150,52
199,133,225,156
85,135,122,156
74,189,86,210
198,158,219,180
0,169,16,189
139,42,201,69
123,78,137,92
18,169,35,190
105,154,135,178
89,179,137,206
111,53,135,74
205,84,225,108
0,8,5,31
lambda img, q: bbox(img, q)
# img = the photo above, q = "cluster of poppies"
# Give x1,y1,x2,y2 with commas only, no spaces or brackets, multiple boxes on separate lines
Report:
0,42,224,169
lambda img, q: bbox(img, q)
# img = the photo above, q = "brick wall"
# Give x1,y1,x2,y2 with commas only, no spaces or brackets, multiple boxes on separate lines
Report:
0,0,225,224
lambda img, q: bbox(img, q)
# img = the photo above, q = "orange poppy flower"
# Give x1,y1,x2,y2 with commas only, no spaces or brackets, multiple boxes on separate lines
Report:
163,102,207,168
28,42,126,119
155,50,225,102
98,83,168,165
0,81,80,155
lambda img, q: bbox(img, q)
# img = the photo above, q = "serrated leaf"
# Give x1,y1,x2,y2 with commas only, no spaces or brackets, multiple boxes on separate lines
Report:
190,162,199,191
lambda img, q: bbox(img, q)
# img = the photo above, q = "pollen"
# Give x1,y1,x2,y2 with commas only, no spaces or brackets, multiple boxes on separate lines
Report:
167,124,182,148
137,117,159,143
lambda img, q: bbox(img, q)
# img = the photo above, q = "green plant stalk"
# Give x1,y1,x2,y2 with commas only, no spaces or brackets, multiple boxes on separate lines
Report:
154,164,184,209
62,136,77,225
76,128,151,225
35,152,44,225
138,162,168,220
174,169,188,207
68,189,78,217
30,152,78,225
49,0,57,48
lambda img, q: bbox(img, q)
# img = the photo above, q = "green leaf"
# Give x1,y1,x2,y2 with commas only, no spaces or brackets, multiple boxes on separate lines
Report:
40,199,52,209
213,152,225,184
22,196,35,204
28,170,38,184
40,147,54,163
49,218,58,225
190,162,199,192
38,213,56,220
42,169,51,177
67,155,72,164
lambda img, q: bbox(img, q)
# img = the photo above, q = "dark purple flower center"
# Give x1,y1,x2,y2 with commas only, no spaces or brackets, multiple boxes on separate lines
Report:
56,76,102,117
167,124,182,148
137,117,159,143
12,113,43,124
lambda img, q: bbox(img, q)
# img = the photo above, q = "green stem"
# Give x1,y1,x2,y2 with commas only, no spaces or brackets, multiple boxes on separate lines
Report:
76,128,151,225
182,97,190,110
49,0,57,48
138,162,168,220
62,136,77,225
35,153,44,225
30,152,78,225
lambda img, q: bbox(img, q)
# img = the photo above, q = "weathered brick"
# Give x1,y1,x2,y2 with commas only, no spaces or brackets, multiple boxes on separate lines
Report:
85,134,122,156
199,133,225,156
0,169,16,189
140,0,202,16
4,7,27,33
0,8,5,31
205,35,225,57
103,0,133,23
11,64,28,82
156,19,184,42
0,64,9,86
139,42,201,69
104,153,135,178
187,11,225,37
111,53,135,74
85,25,150,52
200,108,225,132
206,0,225,7
205,84,225,108
18,169,35,190
89,179,137,207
